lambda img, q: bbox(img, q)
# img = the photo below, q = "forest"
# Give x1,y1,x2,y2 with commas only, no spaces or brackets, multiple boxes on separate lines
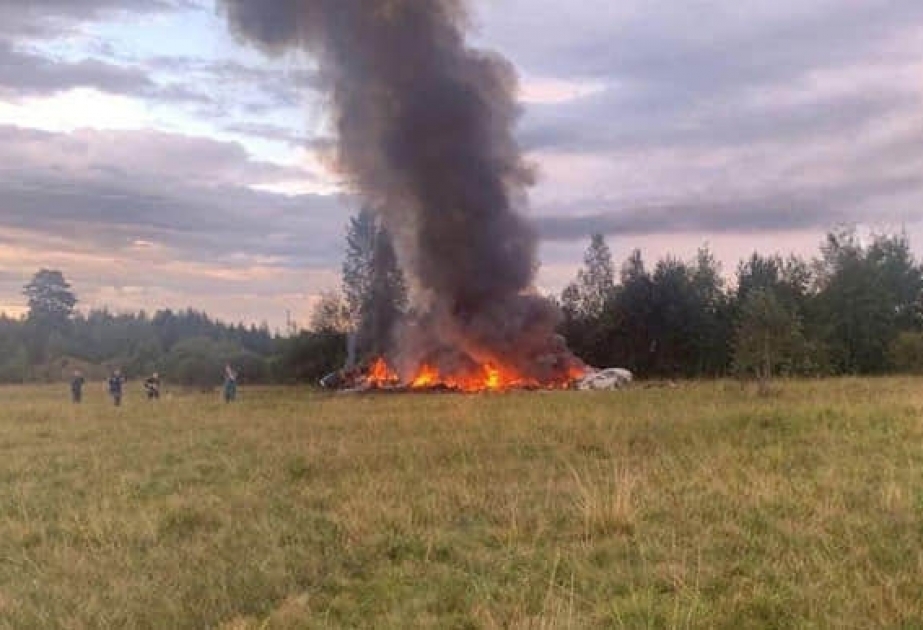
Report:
557,228,923,380
1,215,921,386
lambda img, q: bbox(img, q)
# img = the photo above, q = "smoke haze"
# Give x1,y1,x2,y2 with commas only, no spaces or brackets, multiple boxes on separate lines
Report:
219,0,582,380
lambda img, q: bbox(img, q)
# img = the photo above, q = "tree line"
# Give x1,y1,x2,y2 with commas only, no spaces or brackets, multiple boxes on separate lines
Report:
2,222,921,387
0,209,402,387
558,228,923,381
0,270,282,386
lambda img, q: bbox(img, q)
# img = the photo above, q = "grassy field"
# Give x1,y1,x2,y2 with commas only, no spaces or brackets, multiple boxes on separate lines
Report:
0,379,922,629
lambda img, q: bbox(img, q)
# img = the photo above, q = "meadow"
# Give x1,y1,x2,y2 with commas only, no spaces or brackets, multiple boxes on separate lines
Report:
0,379,921,629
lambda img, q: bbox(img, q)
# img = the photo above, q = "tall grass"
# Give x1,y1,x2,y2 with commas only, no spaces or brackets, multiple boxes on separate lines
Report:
0,379,921,628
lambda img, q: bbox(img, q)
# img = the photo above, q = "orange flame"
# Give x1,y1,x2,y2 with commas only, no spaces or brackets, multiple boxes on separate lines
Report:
367,357,399,387
411,364,440,388
362,356,586,392
484,364,500,390
409,361,538,392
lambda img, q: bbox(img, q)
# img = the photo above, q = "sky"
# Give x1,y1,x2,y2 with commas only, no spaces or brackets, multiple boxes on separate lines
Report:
1,0,921,330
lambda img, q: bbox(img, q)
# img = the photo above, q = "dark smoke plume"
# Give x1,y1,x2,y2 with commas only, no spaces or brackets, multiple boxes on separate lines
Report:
219,0,583,380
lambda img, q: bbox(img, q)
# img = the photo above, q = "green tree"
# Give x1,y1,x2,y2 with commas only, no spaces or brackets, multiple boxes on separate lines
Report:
689,246,732,375
0,315,28,383
364,225,408,357
164,337,267,388
889,331,923,374
734,252,821,374
272,331,347,384
570,233,615,319
309,291,350,334
733,288,803,393
608,249,655,373
22,269,78,364
341,208,407,361
649,256,698,376
813,229,902,373
342,209,377,330
23,269,77,324
558,234,616,367
866,232,923,330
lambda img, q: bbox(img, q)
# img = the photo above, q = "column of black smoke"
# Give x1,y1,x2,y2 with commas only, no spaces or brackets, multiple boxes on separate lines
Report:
219,0,583,381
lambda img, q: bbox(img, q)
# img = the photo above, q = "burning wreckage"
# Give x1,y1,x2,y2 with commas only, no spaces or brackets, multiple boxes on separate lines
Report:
220,0,633,392
320,362,632,394
319,337,633,394
320,359,633,394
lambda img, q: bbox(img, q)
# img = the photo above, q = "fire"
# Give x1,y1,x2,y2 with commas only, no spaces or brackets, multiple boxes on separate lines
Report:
408,360,539,392
567,363,587,382
361,356,586,392
366,357,399,387
484,364,500,390
411,364,439,388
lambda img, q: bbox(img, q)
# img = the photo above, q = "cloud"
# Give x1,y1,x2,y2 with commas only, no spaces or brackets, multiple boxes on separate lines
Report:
0,125,350,269
478,0,923,84
0,0,194,40
136,56,320,117
473,0,923,241
520,78,919,154
0,0,344,325
0,41,147,97
499,0,923,160
0,124,351,326
2,0,923,323
0,0,216,106
535,198,839,241
529,130,923,241
0,2,314,133
222,121,334,150
0,41,212,105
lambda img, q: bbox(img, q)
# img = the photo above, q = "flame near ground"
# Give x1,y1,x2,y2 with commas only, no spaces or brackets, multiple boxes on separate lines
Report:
364,357,587,393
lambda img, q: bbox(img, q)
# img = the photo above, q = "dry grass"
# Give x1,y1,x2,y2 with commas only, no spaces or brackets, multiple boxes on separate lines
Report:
0,378,922,628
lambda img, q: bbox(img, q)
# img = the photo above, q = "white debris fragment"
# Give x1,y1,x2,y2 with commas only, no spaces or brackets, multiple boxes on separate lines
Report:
576,367,633,390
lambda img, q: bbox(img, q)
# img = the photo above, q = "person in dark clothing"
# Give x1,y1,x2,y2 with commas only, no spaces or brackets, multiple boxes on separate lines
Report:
108,369,125,407
144,373,161,400
71,370,85,404
222,364,237,403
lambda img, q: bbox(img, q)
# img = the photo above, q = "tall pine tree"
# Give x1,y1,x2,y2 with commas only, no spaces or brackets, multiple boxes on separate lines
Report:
341,208,408,362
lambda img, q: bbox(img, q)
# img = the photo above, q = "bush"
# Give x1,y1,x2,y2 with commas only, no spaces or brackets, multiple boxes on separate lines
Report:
272,332,347,385
888,332,923,374
164,337,269,388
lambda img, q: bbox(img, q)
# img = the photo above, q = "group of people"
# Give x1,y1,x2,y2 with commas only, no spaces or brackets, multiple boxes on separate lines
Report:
70,364,239,406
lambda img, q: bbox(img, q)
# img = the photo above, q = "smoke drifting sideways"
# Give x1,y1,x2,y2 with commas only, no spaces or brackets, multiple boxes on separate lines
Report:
219,0,585,382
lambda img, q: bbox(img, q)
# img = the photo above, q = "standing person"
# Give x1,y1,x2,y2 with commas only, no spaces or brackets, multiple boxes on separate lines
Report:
108,369,125,407
70,370,85,404
144,372,161,400
222,364,237,403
